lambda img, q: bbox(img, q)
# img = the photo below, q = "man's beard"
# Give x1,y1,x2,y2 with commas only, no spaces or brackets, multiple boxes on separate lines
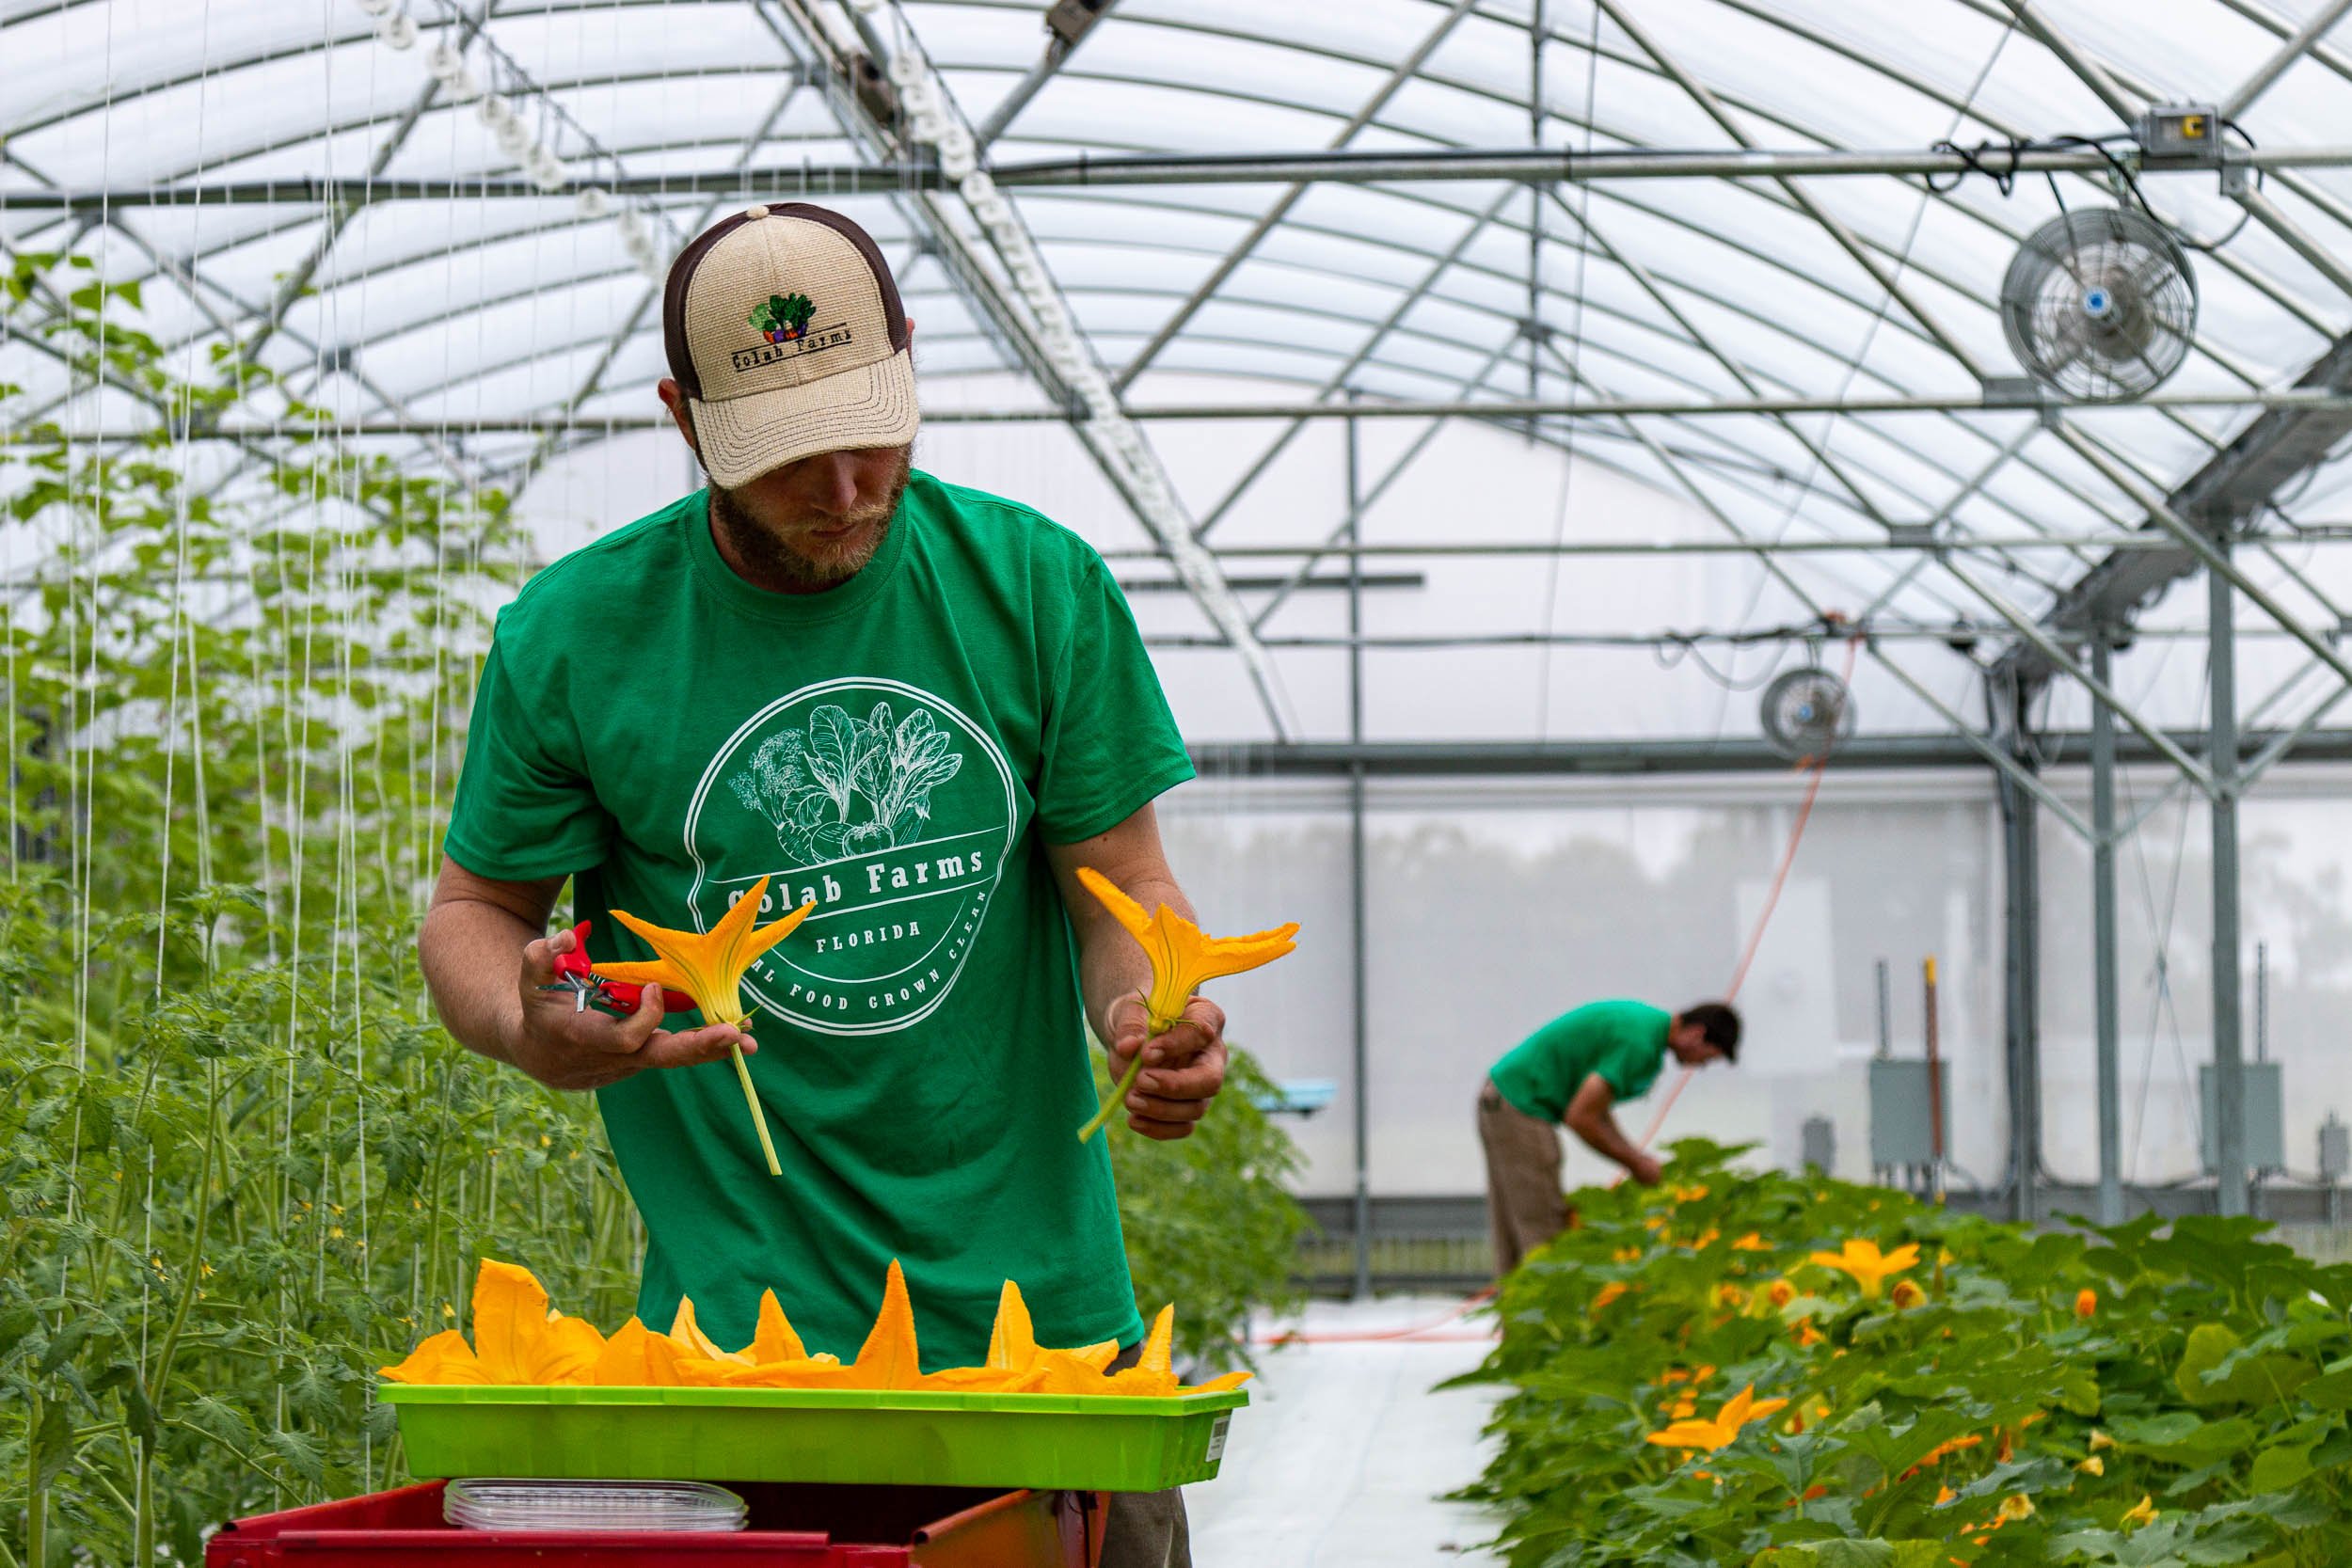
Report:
707,449,912,592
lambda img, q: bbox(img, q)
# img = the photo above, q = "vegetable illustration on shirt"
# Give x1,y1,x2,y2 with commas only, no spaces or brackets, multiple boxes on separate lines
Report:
727,700,964,867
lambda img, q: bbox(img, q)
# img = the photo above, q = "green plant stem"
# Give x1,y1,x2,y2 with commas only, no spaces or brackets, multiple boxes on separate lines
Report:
729,1040,781,1177
1078,1049,1150,1145
24,1386,42,1568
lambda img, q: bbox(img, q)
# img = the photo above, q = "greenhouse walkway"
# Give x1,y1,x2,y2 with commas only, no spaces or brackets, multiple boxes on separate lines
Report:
1187,1294,1503,1567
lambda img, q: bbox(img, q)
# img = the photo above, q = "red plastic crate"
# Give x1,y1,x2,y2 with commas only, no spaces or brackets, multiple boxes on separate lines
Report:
204,1481,1105,1567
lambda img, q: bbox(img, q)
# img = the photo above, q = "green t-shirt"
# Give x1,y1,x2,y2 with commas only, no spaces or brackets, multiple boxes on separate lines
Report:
443,471,1193,1367
1489,1001,1672,1123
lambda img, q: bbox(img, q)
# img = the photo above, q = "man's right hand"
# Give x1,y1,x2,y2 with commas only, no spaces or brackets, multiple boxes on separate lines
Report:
506,925,754,1091
1624,1151,1665,1187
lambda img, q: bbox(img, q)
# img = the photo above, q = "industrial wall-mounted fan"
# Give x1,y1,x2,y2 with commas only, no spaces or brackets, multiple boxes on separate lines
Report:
1999,207,2198,402
1760,666,1855,762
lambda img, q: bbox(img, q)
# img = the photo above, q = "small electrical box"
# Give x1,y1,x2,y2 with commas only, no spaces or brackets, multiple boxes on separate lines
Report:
1801,1115,1836,1175
2321,1114,2349,1183
2200,1061,2285,1173
1046,0,1110,46
2137,103,2225,166
1869,1058,1947,1166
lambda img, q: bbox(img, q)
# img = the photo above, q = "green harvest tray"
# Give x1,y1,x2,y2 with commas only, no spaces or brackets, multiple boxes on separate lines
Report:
378,1383,1248,1493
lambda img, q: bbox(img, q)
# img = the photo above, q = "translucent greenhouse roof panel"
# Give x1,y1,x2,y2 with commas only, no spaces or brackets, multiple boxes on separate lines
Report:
9,0,2352,752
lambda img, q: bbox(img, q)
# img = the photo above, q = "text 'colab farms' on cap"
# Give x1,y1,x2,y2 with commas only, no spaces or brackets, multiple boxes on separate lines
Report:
661,203,918,488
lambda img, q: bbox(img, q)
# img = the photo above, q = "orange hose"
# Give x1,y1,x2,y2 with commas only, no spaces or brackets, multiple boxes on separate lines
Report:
1630,634,1855,1154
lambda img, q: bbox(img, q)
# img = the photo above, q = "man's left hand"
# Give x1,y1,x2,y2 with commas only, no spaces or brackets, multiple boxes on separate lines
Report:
1104,994,1228,1141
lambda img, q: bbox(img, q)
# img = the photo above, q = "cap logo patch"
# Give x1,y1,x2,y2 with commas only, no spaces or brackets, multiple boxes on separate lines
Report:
734,290,856,372
750,292,815,343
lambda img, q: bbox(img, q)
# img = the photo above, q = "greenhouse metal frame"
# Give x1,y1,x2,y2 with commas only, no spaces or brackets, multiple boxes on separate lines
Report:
14,0,2352,1283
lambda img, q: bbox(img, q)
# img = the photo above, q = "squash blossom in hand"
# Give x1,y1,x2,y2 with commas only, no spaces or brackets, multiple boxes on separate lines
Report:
601,875,816,1177
1072,865,1298,1143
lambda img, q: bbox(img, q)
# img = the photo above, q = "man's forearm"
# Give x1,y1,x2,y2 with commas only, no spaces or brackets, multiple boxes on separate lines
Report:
1568,1109,1646,1172
418,897,541,1066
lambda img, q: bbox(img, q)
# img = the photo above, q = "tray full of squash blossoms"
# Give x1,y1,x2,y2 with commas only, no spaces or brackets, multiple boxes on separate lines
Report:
377,1260,1251,1493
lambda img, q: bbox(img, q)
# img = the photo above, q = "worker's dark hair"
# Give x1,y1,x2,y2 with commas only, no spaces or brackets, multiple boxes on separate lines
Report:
1679,1002,1742,1062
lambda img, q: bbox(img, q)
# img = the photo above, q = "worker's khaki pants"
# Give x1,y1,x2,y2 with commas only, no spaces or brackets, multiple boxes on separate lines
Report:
1099,1342,1191,1568
1479,1077,1567,1277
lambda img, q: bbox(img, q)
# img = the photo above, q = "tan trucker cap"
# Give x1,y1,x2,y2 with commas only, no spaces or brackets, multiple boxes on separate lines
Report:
660,202,918,489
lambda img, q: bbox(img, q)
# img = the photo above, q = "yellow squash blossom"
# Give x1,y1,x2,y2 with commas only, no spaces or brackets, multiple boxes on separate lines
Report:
2078,1455,2105,1476
386,1259,1250,1399
1767,1279,1797,1308
1072,866,1298,1143
2075,1288,2098,1319
1806,1239,1920,1300
1731,1232,1771,1252
381,1259,604,1386
1591,1281,1630,1313
603,876,816,1176
2122,1496,2157,1527
1645,1384,1790,1452
1995,1495,2035,1524
1889,1278,1927,1310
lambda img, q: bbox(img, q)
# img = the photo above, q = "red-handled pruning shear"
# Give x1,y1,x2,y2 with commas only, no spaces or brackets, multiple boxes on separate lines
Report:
546,918,695,1016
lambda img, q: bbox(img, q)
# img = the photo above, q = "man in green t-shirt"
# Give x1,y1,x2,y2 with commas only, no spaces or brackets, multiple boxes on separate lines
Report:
418,203,1224,1567
1478,1000,1741,1274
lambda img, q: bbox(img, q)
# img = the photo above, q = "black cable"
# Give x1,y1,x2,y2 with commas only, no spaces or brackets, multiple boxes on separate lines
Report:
1654,635,1788,692
1927,135,2027,197
1933,126,2257,254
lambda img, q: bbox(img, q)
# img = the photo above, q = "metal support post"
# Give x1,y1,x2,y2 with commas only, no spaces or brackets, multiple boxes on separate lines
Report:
1874,959,1893,1059
1997,743,2043,1224
2090,629,2124,1226
1925,957,1947,1205
1346,400,1373,1302
2213,554,2249,1216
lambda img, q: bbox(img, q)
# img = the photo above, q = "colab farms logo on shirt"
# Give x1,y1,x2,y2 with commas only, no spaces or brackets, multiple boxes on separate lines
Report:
681,678,1017,1036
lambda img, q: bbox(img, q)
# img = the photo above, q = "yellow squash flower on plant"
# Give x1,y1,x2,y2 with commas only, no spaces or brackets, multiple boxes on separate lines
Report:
602,876,816,1177
1645,1385,1790,1452
1889,1278,1926,1310
1807,1239,1920,1300
1072,865,1298,1143
2121,1496,2157,1528
2075,1288,2098,1319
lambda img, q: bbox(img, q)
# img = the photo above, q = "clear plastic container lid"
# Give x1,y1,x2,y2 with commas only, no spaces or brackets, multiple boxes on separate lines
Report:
443,1478,748,1532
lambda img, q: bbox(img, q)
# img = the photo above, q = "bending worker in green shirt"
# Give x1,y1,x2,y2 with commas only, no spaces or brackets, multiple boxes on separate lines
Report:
418,203,1224,1568
1479,1000,1742,1275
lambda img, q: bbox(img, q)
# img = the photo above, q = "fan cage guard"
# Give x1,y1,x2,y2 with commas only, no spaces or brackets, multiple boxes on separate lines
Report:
1999,206,2199,404
1760,667,1856,761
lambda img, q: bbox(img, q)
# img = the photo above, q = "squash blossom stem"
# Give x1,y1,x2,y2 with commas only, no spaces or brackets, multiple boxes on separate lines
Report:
1078,1045,1155,1145
729,1039,782,1177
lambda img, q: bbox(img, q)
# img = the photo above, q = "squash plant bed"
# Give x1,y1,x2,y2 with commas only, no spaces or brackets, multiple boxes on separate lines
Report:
1453,1140,2352,1567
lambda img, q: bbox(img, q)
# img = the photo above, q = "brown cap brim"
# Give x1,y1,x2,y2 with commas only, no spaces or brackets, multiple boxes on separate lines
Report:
688,344,919,489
